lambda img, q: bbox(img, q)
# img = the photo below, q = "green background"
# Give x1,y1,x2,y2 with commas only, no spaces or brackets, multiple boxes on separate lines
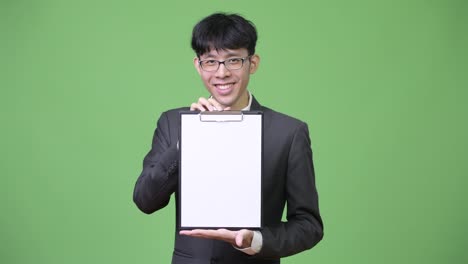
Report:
1,0,467,263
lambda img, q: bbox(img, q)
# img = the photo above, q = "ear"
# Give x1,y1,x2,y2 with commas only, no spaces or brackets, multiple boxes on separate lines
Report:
249,54,260,74
194,57,202,75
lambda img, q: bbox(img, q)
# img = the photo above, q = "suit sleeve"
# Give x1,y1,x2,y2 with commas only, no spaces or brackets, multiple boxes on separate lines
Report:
133,111,178,214
257,122,324,258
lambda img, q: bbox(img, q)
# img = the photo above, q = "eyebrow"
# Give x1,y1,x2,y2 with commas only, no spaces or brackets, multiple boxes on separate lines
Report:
201,51,245,59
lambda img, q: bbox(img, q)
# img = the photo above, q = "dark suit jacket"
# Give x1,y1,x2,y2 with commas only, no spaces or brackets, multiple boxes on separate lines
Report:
133,97,323,264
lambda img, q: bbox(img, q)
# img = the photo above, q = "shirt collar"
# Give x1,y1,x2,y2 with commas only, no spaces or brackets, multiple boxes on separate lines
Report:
241,90,253,111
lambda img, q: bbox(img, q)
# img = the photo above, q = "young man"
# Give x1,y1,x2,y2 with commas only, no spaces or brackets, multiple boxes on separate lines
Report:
133,13,323,264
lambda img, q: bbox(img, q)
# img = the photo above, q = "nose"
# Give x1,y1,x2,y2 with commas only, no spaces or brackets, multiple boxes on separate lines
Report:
214,63,231,78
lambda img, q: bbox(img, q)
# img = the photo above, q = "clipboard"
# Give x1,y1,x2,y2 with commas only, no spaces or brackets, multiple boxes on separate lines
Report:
178,111,263,230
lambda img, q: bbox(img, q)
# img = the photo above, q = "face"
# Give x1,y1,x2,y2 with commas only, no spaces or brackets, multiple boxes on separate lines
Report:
194,48,260,110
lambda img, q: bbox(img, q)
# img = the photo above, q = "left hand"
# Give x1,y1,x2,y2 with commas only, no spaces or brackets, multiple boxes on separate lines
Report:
180,228,254,248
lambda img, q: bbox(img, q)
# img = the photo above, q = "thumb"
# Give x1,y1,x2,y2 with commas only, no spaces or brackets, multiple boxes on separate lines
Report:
235,232,244,247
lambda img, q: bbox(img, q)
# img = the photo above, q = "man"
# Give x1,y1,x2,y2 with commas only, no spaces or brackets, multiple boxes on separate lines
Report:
133,13,323,264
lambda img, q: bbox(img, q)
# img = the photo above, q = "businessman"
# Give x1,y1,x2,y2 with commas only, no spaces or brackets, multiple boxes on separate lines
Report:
133,12,324,264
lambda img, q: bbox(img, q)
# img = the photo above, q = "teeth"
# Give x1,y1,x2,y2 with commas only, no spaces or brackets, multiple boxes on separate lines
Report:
216,83,233,90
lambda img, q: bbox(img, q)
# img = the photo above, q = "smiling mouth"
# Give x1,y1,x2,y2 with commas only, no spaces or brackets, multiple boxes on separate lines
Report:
215,83,235,90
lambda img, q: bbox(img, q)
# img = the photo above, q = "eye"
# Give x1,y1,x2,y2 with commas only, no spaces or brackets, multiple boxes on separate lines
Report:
228,58,242,64
202,60,217,66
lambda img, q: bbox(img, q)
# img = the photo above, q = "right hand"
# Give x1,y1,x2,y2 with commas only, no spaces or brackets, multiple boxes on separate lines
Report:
190,97,231,112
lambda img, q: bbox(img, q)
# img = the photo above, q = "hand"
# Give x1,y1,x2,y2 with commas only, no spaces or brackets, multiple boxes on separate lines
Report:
180,228,253,248
190,97,231,112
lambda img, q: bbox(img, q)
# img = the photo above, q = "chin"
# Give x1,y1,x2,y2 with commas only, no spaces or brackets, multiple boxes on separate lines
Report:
219,100,234,107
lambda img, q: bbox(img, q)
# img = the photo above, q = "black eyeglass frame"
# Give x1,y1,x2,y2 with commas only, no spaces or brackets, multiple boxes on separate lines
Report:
198,56,252,72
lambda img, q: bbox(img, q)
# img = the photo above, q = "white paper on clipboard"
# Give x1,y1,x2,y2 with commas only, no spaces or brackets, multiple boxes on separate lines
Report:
179,111,262,229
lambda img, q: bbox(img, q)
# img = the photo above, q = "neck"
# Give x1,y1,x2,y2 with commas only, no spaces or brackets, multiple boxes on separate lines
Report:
229,91,249,110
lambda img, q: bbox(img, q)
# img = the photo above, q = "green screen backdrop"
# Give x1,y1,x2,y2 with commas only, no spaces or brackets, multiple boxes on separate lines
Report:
1,0,467,263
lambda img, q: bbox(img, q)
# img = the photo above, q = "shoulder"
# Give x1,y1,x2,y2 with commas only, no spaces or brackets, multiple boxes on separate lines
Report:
159,107,191,120
151,107,190,131
259,105,312,153
261,106,308,132
252,96,305,128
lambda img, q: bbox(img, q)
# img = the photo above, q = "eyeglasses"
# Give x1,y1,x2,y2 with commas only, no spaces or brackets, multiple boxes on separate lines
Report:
198,56,252,72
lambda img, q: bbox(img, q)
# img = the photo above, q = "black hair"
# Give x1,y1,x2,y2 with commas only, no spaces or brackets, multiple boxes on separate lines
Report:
191,13,258,57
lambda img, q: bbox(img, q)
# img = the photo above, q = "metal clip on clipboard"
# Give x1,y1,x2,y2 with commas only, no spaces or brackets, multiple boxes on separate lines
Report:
199,111,244,122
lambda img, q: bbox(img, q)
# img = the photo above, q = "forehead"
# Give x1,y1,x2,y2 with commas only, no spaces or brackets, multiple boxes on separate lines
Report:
200,48,249,59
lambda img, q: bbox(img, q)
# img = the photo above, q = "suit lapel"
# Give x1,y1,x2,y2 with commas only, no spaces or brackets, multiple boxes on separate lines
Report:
250,95,273,129
250,95,262,111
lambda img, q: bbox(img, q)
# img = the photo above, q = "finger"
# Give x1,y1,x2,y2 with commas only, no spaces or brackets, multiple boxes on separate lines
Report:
190,103,206,112
238,229,253,248
216,229,236,244
217,228,233,237
180,229,217,236
179,230,207,238
235,232,244,247
238,229,249,247
198,97,214,111
190,103,198,111
180,232,205,238
208,97,224,111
